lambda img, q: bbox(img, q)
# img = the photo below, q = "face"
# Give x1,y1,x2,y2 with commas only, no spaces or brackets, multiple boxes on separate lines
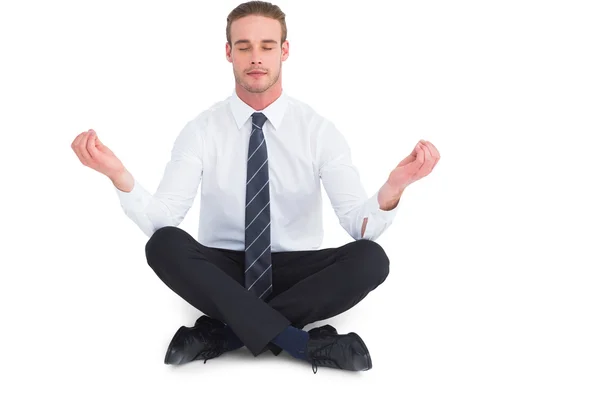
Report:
226,15,289,94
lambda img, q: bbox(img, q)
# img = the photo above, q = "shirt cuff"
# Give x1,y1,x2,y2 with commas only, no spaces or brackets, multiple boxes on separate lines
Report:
359,191,400,239
114,178,151,212
366,190,400,221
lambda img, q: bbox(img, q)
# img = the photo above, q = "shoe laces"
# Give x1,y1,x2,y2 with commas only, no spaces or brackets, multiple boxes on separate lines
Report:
198,347,225,364
194,331,227,364
309,342,342,374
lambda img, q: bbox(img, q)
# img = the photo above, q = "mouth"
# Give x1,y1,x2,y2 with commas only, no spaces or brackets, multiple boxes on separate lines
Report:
247,71,267,77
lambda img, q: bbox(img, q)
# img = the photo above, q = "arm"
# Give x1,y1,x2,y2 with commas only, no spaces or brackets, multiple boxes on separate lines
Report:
318,120,400,241
113,120,204,237
359,183,405,236
111,168,134,192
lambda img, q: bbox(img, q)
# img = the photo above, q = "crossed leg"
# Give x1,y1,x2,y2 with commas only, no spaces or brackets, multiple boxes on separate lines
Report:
144,226,390,356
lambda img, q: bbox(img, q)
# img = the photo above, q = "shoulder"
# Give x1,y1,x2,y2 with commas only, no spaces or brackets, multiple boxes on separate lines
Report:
187,96,231,130
285,94,349,166
285,93,337,133
170,97,231,149
174,95,233,144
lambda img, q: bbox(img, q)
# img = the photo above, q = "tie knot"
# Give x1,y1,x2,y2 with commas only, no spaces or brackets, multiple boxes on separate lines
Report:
252,112,268,129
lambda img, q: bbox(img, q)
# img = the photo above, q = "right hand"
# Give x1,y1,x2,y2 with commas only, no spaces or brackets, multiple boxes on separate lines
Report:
71,129,125,180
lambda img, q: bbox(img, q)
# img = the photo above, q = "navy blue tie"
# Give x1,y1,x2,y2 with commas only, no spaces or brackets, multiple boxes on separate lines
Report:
244,112,272,300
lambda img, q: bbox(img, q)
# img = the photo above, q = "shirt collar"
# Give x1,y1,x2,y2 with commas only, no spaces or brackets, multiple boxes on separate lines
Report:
229,89,288,132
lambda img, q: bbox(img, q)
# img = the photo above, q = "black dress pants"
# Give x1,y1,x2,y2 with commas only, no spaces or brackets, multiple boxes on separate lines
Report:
144,226,390,356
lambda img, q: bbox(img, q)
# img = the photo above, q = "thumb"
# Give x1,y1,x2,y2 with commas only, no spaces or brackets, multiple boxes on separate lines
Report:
95,136,107,150
411,141,421,156
95,136,116,157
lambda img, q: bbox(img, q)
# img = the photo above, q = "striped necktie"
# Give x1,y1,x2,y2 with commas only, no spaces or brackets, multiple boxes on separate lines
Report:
244,112,272,300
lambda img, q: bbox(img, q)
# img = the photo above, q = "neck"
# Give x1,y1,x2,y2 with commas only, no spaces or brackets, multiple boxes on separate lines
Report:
235,82,282,111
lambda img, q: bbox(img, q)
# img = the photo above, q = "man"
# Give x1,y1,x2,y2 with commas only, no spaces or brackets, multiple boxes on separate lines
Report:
71,0,440,373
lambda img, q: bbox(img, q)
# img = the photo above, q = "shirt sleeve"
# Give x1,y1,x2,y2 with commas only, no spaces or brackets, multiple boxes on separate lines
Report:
114,119,204,238
317,119,399,241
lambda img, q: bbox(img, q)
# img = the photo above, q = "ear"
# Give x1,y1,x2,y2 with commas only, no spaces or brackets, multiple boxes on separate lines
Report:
225,42,232,63
281,40,290,61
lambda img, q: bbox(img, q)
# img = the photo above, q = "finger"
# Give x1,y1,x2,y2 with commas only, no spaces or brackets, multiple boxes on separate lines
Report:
87,131,99,158
72,132,88,162
397,142,419,168
414,143,432,178
397,153,413,168
403,157,424,184
423,141,439,171
426,141,440,168
420,142,435,173
405,158,423,176
416,142,425,166
78,132,93,164
72,131,87,149
412,141,421,156
423,141,438,160
426,141,439,158
422,141,433,160
95,136,108,151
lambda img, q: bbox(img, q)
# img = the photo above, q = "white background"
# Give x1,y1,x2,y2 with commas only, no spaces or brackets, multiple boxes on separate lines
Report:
1,0,599,398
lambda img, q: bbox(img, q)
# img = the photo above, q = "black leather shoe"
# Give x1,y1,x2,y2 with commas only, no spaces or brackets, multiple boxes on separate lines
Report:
164,315,230,365
307,324,337,337
306,330,372,373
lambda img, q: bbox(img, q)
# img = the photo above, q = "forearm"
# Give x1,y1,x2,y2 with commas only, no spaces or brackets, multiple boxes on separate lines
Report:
110,168,134,192
377,180,404,211
360,181,403,238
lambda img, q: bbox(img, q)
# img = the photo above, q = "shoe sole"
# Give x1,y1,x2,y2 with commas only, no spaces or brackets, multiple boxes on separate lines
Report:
348,332,372,371
164,326,188,365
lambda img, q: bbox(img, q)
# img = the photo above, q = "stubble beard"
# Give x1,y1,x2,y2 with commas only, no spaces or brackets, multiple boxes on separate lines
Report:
234,63,281,93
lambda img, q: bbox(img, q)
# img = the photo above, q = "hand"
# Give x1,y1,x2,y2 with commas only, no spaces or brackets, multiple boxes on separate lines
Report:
71,129,125,180
386,139,440,193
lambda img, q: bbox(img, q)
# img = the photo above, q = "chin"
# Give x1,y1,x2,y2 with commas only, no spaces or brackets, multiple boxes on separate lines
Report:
244,83,270,93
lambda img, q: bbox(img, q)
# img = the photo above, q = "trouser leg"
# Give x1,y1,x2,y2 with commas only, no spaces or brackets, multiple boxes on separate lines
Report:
144,226,290,356
145,226,390,356
268,238,391,330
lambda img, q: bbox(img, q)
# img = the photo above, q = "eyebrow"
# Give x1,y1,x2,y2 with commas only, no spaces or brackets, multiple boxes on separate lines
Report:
234,39,278,46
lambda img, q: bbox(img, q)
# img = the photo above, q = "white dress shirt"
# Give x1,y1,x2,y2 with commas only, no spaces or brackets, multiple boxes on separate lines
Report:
115,89,399,252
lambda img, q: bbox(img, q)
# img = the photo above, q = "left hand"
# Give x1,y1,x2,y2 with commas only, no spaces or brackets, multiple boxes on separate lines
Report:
386,139,440,193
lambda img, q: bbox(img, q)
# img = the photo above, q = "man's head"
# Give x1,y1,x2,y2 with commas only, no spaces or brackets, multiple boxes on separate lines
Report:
225,1,289,95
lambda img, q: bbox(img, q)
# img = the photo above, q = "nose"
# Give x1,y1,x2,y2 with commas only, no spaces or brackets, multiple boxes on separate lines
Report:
250,50,262,65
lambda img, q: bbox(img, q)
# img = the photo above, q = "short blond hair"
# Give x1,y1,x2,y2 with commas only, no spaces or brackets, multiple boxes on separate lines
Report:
226,1,287,46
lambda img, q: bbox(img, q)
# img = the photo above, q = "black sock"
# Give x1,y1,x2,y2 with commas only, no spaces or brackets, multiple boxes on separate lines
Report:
271,325,310,360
